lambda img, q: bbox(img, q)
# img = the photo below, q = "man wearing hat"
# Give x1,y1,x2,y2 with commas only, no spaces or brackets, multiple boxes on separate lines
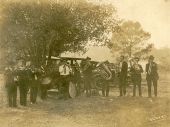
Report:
29,66,40,104
4,64,18,107
17,60,29,106
130,57,143,97
145,55,159,97
101,60,112,97
82,56,93,97
59,59,72,99
118,55,128,96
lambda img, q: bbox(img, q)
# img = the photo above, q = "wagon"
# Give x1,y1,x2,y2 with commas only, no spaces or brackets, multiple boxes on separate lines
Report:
41,56,86,99
41,56,116,98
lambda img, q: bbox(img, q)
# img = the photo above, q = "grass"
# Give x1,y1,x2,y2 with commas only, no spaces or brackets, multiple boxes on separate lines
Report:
0,72,170,127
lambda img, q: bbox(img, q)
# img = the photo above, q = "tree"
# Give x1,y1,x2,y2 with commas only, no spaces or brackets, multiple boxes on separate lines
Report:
0,0,118,66
150,47,170,72
109,20,152,58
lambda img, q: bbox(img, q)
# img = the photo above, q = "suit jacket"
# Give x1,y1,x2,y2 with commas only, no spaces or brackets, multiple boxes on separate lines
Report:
119,61,128,79
146,62,159,80
4,69,18,87
130,64,143,79
5,70,14,86
82,61,92,76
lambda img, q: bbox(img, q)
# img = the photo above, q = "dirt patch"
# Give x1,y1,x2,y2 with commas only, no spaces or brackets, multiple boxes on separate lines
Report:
0,74,170,127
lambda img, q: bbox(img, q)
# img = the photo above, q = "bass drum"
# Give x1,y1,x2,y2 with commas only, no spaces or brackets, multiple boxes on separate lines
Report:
41,77,52,85
69,81,77,98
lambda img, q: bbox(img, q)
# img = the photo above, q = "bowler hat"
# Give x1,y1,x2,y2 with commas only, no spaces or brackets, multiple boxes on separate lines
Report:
149,55,154,60
61,59,66,62
7,59,15,65
104,60,109,64
86,56,91,60
134,57,140,61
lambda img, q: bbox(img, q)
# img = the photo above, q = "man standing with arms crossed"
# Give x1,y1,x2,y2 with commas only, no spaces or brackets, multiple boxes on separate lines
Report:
146,55,159,97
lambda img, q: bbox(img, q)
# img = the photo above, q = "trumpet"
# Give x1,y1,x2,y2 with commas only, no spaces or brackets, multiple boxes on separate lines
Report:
83,61,91,71
128,57,134,67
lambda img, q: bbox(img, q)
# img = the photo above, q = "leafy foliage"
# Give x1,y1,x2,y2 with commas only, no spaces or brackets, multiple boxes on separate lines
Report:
110,20,151,58
0,0,117,66
150,47,170,71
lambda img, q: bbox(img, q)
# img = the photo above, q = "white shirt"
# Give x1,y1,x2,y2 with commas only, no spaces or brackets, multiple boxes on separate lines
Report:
148,62,152,74
119,62,123,72
59,64,72,76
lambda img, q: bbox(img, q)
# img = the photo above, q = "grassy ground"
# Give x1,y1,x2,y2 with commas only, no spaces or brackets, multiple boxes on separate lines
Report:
0,73,170,127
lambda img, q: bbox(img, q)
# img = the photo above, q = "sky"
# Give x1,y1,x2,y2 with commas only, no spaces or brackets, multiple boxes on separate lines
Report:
111,0,170,48
80,0,170,61
1,0,170,62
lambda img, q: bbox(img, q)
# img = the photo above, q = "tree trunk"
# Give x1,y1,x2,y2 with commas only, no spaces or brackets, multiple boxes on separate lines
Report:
47,46,53,67
129,43,132,57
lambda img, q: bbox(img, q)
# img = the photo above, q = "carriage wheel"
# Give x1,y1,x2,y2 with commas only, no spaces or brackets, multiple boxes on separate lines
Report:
93,77,103,90
69,81,77,98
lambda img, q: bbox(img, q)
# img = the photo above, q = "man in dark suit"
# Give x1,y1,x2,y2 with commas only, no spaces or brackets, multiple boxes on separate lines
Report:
146,55,159,97
17,62,29,106
30,66,40,104
118,55,128,96
82,57,93,97
5,65,18,107
130,57,143,97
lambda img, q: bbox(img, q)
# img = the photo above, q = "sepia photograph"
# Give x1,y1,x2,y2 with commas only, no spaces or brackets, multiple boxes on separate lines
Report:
0,0,170,127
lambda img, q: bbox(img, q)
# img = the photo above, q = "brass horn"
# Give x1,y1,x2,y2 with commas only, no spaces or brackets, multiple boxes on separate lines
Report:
94,62,112,81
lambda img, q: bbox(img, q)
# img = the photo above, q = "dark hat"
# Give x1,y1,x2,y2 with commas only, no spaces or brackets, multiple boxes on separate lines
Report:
16,56,25,61
134,57,140,61
86,56,91,60
6,59,15,65
120,55,125,59
149,55,154,60
61,59,66,62
104,60,109,64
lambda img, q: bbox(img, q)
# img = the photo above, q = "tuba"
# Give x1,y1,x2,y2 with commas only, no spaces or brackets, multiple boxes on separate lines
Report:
93,62,112,81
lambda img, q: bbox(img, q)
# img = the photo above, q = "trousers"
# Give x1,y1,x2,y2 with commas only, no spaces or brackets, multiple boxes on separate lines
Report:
7,84,17,107
102,81,110,97
19,81,28,106
147,77,158,97
132,76,142,96
119,76,127,96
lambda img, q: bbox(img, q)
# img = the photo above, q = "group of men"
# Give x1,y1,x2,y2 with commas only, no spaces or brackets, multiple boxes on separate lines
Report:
4,62,41,108
118,55,159,97
58,57,95,98
4,54,159,107
58,57,99,98
57,54,159,99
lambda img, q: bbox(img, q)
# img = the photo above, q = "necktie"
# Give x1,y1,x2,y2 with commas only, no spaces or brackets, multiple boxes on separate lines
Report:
35,74,38,80
148,63,152,75
63,65,66,74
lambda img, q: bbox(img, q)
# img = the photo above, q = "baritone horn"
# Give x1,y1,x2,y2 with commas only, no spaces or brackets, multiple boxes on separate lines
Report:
95,62,112,81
